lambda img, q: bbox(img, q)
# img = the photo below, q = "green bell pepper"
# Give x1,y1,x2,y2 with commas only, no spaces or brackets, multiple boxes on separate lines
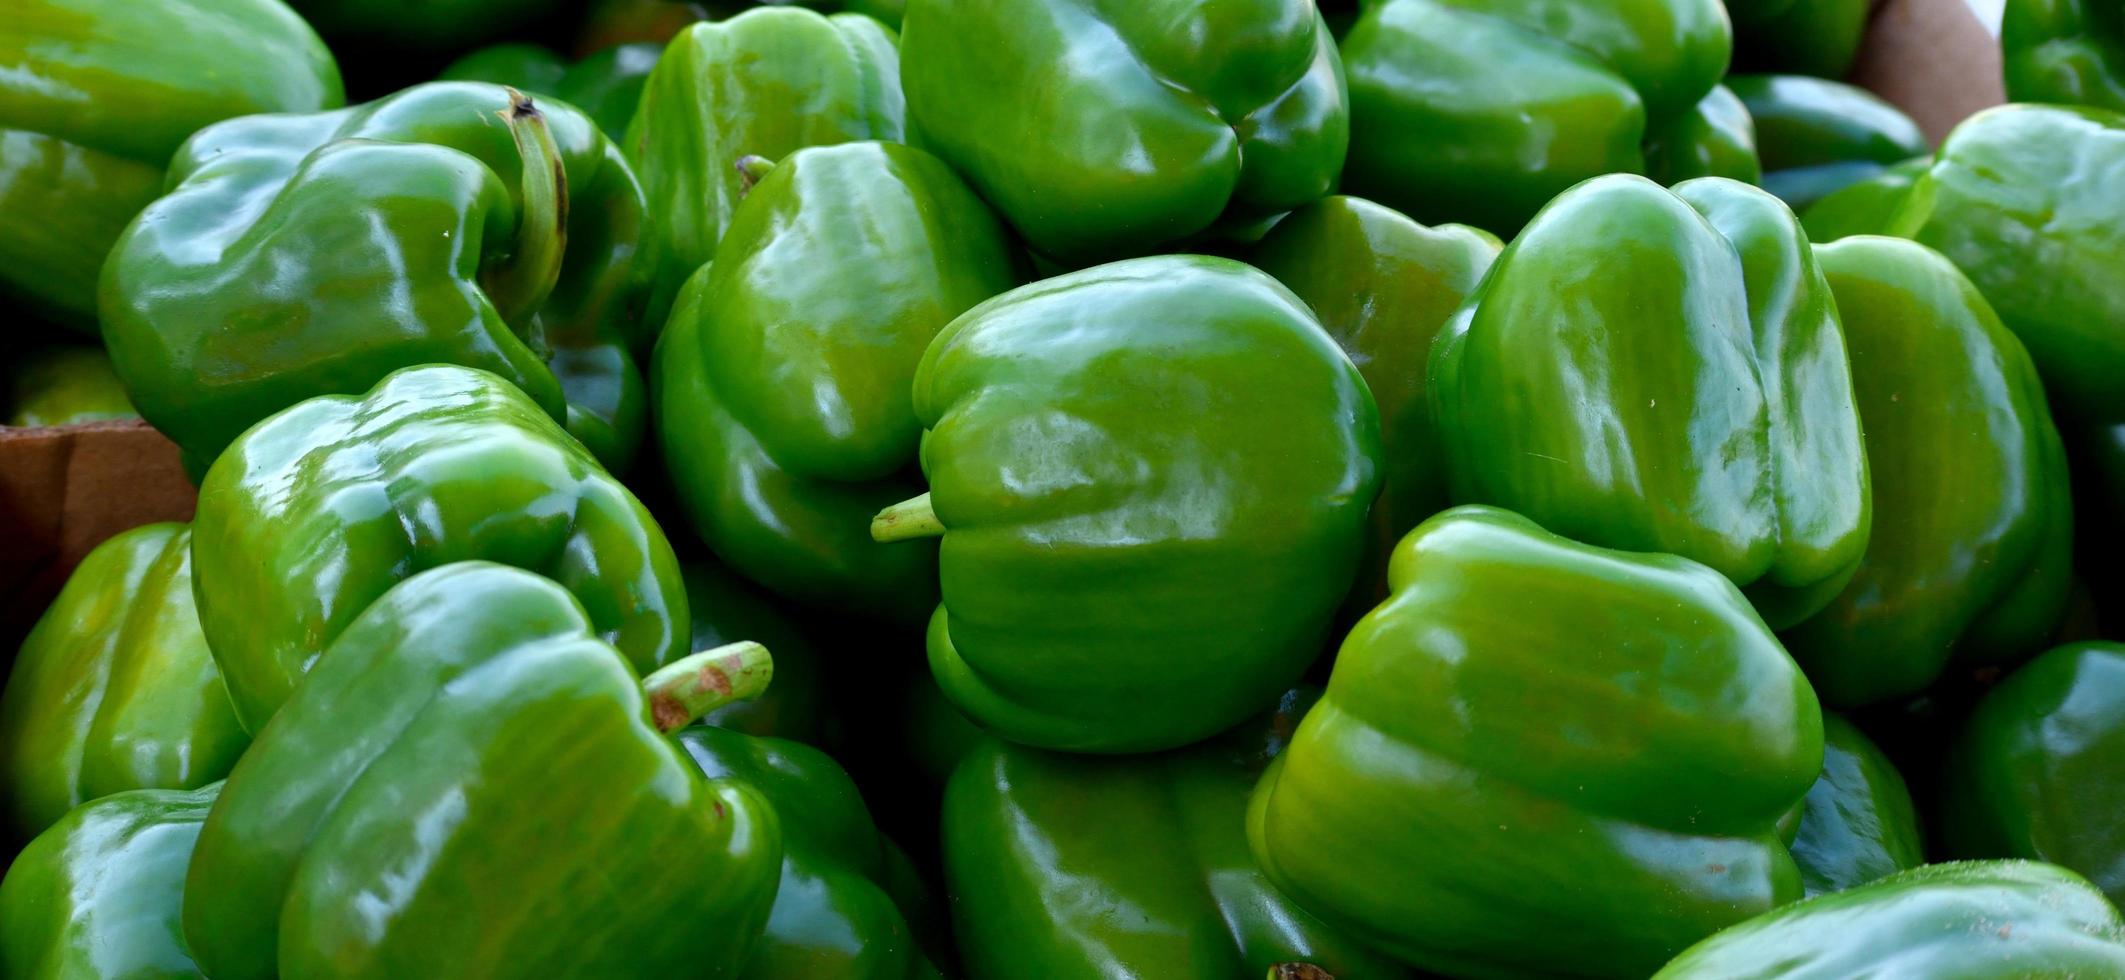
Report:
0,784,218,980
1728,0,1871,78
1885,104,2125,427
1943,641,2125,906
102,81,653,473
438,43,570,94
677,725,941,978
1783,237,2073,707
183,561,782,980
1340,0,1732,234
1,0,341,332
1643,83,1763,186
686,559,840,746
871,255,1380,753
440,41,666,141
2004,0,2125,110
945,690,1409,979
5,346,136,428
1248,505,1823,977
655,142,1017,620
1244,195,1499,599
1430,175,1870,629
0,524,244,845
899,0,1348,264
190,364,687,733
1729,75,1929,211
1654,861,2125,977
626,7,904,322
1798,155,1928,243
1788,714,1925,897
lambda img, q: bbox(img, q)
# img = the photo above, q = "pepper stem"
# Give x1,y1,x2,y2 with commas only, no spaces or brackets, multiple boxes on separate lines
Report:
1268,965,1334,980
486,87,569,326
872,492,945,543
644,641,773,734
734,154,777,196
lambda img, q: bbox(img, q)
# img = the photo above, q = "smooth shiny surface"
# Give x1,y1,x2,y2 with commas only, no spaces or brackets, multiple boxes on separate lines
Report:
944,691,1410,979
101,81,648,472
440,41,666,144
0,0,340,329
1248,506,1822,977
655,142,1018,619
1644,83,1762,185
0,525,244,845
908,255,1380,752
2004,0,2125,110
1431,175,1870,629
678,726,941,979
5,345,136,427
1340,0,1728,234
1785,237,2073,707
190,365,686,733
183,562,781,980
900,0,1347,263
1789,714,1923,897
1245,195,1499,600
0,785,217,980
1654,861,2125,977
1888,104,2125,426
1798,154,1926,242
1944,642,2125,906
1728,74,1926,211
626,8,904,321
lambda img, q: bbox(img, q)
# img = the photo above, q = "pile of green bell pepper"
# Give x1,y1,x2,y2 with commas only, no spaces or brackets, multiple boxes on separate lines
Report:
13,2,2125,977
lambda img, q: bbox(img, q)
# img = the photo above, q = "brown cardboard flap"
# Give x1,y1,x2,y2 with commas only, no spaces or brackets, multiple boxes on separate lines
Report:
1852,0,2007,143
0,420,195,644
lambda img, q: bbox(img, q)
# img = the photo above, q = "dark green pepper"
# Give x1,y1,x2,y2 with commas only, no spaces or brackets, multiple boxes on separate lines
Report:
686,559,840,746
1339,0,1732,234
1430,175,1870,629
1654,861,2125,977
182,561,782,980
2004,0,2125,111
5,346,136,428
1788,714,1925,897
1728,74,1929,211
900,0,1348,264
1245,195,1500,597
944,691,1409,979
872,255,1380,752
677,725,941,978
0,524,244,844
440,41,666,141
655,142,1018,620
1248,505,1823,976
1798,155,1928,243
626,7,904,321
0,0,341,331
190,365,687,733
0,784,218,980
1728,0,1871,78
1784,237,2073,707
102,81,651,472
1643,84,1763,186
1943,641,2125,906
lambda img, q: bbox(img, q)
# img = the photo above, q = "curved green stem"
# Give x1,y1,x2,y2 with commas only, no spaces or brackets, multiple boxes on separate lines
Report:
734,154,777,197
1267,965,1333,980
644,641,773,734
872,492,946,543
486,87,569,326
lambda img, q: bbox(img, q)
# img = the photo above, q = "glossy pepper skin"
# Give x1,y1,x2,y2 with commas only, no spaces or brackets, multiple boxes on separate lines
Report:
2004,0,2125,110
1787,714,1924,897
945,691,1410,979
190,365,687,733
5,346,136,427
1248,506,1823,977
1653,861,2125,977
1728,0,1870,78
0,524,245,845
656,143,1018,620
1729,75,1929,211
102,81,650,473
182,562,783,980
0,0,341,331
1798,155,1927,243
900,0,1348,264
1642,84,1762,186
688,560,840,746
440,41,665,141
678,725,941,979
0,784,218,980
1886,104,2125,427
877,255,1380,753
1245,196,1499,597
1339,0,1731,235
1943,642,2125,905
1784,238,2073,708
626,8,904,321
1431,175,1870,630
